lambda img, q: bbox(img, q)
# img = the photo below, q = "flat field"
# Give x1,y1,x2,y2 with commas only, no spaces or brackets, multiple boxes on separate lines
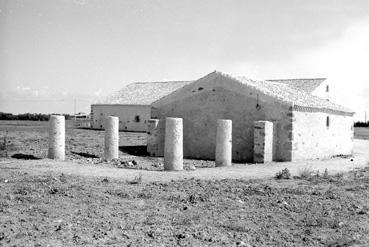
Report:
1,121,369,246
0,120,212,169
0,120,145,161
354,127,369,140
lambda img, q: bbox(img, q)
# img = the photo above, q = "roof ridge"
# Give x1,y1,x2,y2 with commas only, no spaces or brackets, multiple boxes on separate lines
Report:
267,78,327,81
214,71,256,83
130,80,192,84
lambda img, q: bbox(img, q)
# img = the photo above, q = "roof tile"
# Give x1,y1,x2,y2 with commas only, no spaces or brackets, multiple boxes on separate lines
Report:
97,81,191,105
266,78,326,93
217,72,352,114
96,71,353,115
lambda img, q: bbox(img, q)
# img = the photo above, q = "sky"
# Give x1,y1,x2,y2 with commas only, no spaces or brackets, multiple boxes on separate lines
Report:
0,0,368,120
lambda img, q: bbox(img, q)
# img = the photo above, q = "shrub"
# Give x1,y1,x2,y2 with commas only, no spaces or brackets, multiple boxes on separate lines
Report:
323,168,329,178
354,121,369,127
129,173,143,184
297,166,314,179
335,172,344,179
275,168,291,179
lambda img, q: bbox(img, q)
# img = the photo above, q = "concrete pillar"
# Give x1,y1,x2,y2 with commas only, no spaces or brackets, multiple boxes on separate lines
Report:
48,115,65,160
104,116,119,161
147,119,159,156
164,117,183,171
215,119,232,167
254,121,273,163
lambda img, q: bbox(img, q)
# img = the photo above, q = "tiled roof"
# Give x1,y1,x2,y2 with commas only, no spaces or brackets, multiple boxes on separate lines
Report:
266,78,326,93
218,72,353,114
96,72,353,115
96,81,192,105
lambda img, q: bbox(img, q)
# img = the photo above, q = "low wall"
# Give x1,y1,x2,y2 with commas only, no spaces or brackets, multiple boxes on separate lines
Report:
91,104,151,132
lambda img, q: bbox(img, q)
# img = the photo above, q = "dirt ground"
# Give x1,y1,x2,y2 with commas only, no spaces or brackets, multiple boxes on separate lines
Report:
1,136,368,184
1,121,369,246
0,120,214,170
1,164,369,246
1,121,368,172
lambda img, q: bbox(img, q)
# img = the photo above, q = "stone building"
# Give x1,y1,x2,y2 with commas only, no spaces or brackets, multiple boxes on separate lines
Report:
147,71,354,162
91,80,191,131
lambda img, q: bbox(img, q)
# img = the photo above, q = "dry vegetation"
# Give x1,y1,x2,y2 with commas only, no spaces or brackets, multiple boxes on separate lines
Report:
1,121,369,246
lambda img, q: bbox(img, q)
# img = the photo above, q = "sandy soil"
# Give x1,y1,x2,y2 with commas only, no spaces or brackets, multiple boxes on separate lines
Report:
1,165,369,246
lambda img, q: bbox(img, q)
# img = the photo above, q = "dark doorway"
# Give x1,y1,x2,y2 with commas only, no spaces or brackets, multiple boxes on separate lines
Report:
119,145,148,156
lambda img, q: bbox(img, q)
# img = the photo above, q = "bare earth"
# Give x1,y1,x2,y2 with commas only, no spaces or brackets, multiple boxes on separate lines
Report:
1,121,369,246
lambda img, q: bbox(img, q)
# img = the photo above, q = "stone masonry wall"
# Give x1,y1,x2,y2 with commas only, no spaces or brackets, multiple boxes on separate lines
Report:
291,109,354,160
146,119,163,157
254,121,273,163
148,77,293,162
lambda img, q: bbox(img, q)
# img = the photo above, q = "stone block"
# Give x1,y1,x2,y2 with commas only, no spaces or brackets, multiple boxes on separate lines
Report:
254,121,273,163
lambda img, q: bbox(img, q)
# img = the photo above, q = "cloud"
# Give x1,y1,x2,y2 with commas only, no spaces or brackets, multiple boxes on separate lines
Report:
295,16,369,119
16,86,31,91
0,85,95,114
227,16,369,120
93,88,104,97
14,85,51,97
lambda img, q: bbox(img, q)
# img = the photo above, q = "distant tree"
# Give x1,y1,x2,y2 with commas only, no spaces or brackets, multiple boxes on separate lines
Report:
354,121,369,127
64,114,72,120
0,112,14,120
0,112,52,121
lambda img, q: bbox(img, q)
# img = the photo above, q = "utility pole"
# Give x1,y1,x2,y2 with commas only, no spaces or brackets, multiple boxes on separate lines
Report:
74,98,77,120
365,111,367,123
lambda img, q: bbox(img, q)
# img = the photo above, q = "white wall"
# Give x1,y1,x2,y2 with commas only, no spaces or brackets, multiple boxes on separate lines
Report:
292,110,354,160
91,104,151,132
312,81,330,100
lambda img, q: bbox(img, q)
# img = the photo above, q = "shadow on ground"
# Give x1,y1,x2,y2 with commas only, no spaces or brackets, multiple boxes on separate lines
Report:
119,145,149,156
71,151,99,158
11,153,41,160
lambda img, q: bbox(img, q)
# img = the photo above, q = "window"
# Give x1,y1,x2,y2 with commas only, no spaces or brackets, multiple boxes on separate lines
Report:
326,116,330,128
134,115,140,122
